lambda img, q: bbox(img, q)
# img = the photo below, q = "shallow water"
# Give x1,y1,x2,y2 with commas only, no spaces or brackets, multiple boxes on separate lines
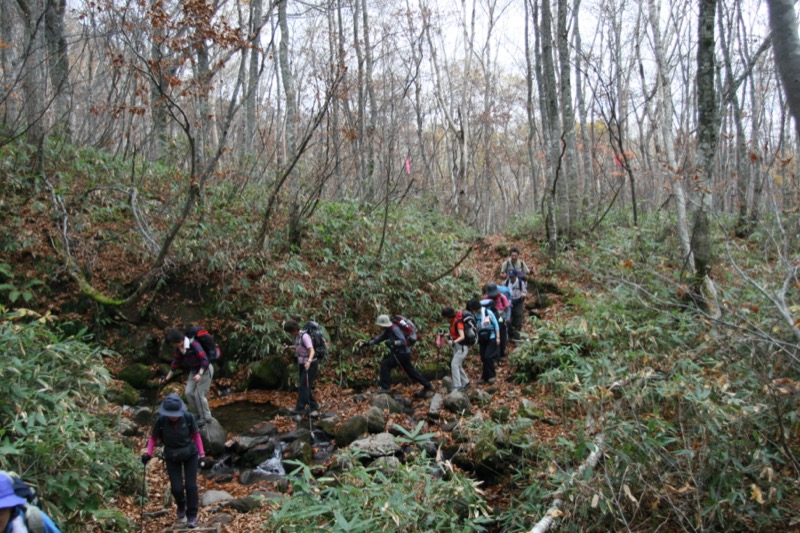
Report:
212,401,280,435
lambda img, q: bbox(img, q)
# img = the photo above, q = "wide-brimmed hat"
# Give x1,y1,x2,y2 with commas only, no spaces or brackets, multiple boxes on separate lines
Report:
486,283,500,297
0,473,27,509
158,393,187,417
375,315,392,328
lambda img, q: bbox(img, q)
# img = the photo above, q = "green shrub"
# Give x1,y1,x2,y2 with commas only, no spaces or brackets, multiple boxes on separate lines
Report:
0,314,139,530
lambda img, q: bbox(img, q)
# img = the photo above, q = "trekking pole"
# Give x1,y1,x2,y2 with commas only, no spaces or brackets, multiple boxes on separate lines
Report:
140,460,147,533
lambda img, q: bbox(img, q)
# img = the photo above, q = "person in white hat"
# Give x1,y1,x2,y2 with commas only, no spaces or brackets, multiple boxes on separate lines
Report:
362,314,433,397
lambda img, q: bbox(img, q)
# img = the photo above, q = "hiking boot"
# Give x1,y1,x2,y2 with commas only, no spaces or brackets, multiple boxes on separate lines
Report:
288,407,305,415
309,410,320,417
187,516,198,528
176,507,186,521
459,382,471,391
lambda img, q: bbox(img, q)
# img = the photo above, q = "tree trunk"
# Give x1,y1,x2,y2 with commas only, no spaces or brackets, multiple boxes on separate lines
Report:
767,0,800,139
278,0,297,157
15,0,47,174
692,0,721,318
540,0,562,257
557,0,578,237
44,0,71,141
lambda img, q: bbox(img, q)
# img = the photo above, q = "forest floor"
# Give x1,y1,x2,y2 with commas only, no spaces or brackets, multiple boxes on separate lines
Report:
112,236,576,532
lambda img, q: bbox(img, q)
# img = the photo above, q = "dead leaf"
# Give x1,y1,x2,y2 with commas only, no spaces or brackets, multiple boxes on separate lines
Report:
591,494,600,508
750,484,764,504
623,484,638,504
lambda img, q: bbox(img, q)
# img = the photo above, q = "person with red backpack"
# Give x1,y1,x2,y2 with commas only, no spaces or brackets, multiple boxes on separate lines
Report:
441,307,475,391
361,314,433,398
162,328,214,427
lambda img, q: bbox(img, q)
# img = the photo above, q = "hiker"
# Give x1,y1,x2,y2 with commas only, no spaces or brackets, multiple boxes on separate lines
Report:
162,328,214,427
441,307,472,391
499,246,532,279
0,473,61,533
484,283,511,360
361,314,433,397
284,320,320,417
468,299,500,385
141,393,205,529
504,268,528,340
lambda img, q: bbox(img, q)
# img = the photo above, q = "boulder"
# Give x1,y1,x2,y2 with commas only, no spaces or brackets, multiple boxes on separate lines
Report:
441,376,454,393
117,363,154,389
200,418,227,456
118,418,140,437
491,406,511,423
230,435,272,455
427,393,444,420
131,406,153,426
281,428,312,446
369,394,404,414
372,455,403,474
201,490,234,507
349,432,401,458
228,496,262,513
239,441,278,469
335,415,368,447
246,421,278,437
365,407,385,434
283,439,313,466
317,415,340,437
239,469,282,485
471,388,492,406
443,391,471,415
248,357,291,390
108,380,140,406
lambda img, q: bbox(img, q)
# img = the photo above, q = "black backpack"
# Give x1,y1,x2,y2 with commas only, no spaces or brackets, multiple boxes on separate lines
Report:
185,326,220,363
1,471,45,533
302,321,329,361
460,310,478,346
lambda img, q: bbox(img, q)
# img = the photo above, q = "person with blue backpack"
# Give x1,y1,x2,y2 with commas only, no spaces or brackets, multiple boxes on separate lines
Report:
162,328,214,428
0,472,62,533
468,299,500,385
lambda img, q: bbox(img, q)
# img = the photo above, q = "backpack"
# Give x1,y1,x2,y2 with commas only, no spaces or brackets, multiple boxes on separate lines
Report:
185,326,220,363
302,321,329,361
391,315,418,346
478,301,497,340
1,471,45,533
459,310,478,346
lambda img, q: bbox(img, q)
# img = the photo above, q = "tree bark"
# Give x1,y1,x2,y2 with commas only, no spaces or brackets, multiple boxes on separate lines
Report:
767,0,800,139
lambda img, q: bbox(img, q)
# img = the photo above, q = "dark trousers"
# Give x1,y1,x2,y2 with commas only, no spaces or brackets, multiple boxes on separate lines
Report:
498,319,508,359
510,299,525,338
380,351,431,390
165,454,199,519
479,338,499,381
296,361,319,411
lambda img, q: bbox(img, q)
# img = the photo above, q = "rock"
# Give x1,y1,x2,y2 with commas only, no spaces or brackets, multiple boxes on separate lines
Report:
239,441,278,469
372,455,403,473
248,357,291,390
230,435,272,455
491,406,511,423
246,421,278,437
472,388,492,406
283,439,312,465
317,415,340,437
228,496,262,513
369,394,404,414
428,393,443,419
443,391,471,415
201,490,234,507
239,469,282,485
387,423,409,437
349,433,401,458
519,399,546,420
200,418,227,456
441,376,454,393
205,513,235,526
250,489,285,501
365,407,385,434
131,407,153,426
335,415,368,447
117,363,153,389
281,428,312,446
108,380,140,406
118,418,140,437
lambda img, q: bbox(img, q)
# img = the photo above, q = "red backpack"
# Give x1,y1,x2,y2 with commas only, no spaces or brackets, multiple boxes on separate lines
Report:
391,315,418,345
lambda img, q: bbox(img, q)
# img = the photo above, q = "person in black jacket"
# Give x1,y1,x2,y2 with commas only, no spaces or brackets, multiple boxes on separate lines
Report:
162,328,214,427
141,394,206,529
363,314,433,397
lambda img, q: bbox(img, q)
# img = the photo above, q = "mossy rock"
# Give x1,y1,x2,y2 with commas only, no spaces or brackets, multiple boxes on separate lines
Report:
335,415,368,448
118,363,155,389
490,406,511,423
248,356,291,390
107,380,140,406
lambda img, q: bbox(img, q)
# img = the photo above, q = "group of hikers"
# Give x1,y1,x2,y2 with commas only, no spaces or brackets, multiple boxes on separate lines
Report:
134,246,533,529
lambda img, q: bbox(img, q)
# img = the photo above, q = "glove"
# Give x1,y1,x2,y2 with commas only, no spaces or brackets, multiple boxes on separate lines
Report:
141,454,151,465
